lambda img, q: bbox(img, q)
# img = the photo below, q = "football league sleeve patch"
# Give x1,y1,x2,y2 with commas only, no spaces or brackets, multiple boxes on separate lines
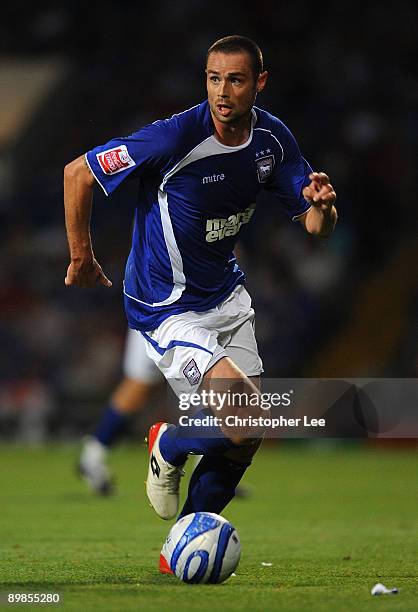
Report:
96,145,135,176
85,121,175,196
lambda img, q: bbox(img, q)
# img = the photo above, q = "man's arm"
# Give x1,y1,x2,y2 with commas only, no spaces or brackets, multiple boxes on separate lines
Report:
63,155,112,288
300,172,338,237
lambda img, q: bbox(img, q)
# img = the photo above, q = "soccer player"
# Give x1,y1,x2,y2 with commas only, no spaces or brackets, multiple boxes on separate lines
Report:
64,35,337,570
78,328,161,494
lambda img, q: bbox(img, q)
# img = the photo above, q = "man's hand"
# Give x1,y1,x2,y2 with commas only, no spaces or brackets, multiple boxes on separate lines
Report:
65,257,112,288
301,172,338,237
302,172,336,210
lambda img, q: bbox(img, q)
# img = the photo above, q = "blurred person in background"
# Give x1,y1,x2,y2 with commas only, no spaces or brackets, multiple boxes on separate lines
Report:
78,328,162,494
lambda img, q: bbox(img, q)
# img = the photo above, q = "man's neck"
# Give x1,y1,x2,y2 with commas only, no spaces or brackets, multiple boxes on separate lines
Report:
211,111,252,147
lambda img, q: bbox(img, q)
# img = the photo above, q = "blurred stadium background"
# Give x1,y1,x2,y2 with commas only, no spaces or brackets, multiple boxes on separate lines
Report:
0,1,417,444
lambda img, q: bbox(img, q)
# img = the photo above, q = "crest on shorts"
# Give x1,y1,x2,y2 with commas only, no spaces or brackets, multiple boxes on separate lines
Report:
96,144,135,175
183,359,201,386
256,155,275,183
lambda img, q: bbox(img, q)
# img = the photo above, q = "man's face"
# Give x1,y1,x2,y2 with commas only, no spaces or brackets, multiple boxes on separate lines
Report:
206,51,267,125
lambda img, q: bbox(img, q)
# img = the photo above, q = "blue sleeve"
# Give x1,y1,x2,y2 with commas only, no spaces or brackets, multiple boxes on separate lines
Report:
85,121,177,196
265,120,312,220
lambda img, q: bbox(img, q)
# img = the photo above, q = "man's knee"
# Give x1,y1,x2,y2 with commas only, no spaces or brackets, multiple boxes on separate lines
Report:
223,437,263,463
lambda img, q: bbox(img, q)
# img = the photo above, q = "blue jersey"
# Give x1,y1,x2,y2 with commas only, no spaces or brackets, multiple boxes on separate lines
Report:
86,100,312,331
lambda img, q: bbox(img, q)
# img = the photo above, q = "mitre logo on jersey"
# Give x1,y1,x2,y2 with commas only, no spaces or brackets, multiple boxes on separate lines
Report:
205,204,256,243
96,145,135,175
256,154,275,183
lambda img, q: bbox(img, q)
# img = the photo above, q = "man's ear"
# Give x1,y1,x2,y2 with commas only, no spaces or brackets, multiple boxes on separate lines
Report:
256,70,268,93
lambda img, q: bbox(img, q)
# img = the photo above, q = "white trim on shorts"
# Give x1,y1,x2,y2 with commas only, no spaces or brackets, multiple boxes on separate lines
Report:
141,285,263,397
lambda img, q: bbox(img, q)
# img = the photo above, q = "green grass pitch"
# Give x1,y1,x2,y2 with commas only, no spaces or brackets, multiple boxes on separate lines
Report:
0,442,417,611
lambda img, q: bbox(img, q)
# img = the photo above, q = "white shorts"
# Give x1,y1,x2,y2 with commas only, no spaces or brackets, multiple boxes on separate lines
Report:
123,328,162,384
141,285,263,397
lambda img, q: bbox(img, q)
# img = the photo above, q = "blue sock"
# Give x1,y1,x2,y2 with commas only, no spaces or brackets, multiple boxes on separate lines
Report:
93,403,128,447
178,454,250,518
159,409,237,466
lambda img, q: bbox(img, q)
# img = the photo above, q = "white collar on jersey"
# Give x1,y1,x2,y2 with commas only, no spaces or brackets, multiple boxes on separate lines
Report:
210,107,257,151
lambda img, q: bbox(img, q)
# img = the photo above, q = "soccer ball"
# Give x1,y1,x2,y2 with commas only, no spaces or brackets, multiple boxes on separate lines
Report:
162,512,241,584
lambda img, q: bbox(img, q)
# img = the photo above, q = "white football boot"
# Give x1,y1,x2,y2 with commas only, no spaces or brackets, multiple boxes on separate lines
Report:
78,436,114,495
146,422,185,520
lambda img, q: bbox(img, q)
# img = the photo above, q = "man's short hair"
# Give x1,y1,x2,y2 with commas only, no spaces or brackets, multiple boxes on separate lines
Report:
207,35,264,78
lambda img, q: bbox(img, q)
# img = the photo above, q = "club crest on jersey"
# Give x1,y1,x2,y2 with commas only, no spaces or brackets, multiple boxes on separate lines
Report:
256,155,275,183
183,359,201,386
96,145,135,175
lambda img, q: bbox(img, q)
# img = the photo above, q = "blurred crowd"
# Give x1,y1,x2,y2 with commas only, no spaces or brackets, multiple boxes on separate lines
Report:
0,1,416,441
